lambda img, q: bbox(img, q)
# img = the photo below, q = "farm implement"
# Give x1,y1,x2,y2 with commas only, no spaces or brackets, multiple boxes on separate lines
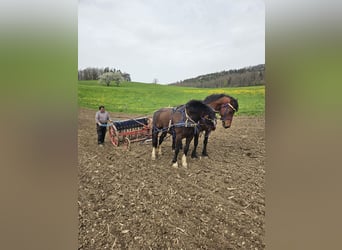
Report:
108,117,152,149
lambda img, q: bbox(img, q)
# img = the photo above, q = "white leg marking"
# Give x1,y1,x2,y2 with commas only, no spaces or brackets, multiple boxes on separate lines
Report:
172,162,178,168
158,145,162,155
152,147,156,160
182,154,187,168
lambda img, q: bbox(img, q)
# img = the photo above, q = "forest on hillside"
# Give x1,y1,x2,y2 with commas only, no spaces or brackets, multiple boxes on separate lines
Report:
78,64,265,88
170,64,265,88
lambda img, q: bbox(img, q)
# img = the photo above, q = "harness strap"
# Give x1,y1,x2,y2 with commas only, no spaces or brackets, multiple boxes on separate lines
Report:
184,107,197,127
222,102,236,112
168,119,172,131
153,105,202,134
227,103,236,111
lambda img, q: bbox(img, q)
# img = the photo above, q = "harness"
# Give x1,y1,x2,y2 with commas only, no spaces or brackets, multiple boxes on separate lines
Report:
152,105,213,135
173,105,198,128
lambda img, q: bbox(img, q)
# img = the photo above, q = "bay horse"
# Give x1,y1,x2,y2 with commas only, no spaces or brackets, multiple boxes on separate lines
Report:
191,94,239,158
151,94,239,159
203,94,239,128
151,106,180,159
151,100,216,168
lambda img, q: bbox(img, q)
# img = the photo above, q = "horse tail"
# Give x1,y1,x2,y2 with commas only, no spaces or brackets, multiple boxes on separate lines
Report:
152,110,159,126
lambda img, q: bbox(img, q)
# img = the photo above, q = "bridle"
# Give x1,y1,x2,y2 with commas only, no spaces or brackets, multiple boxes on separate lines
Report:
200,115,217,129
220,102,236,121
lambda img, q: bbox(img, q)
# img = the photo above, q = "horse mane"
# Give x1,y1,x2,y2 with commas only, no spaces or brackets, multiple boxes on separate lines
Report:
185,100,212,114
203,94,239,112
203,94,227,104
230,97,239,112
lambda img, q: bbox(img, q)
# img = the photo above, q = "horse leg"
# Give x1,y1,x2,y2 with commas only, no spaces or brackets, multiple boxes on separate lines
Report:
202,130,211,157
158,131,167,155
191,133,199,158
170,128,176,151
182,137,193,168
171,132,175,151
151,128,159,160
171,128,184,150
172,137,182,168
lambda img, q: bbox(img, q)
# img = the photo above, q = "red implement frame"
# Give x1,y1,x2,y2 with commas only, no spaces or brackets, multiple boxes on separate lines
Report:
109,117,151,150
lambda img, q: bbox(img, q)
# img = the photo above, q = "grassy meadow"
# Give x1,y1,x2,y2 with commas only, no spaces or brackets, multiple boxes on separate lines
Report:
78,80,265,116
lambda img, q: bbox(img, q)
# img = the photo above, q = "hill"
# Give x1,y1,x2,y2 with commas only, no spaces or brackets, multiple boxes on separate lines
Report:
170,64,265,88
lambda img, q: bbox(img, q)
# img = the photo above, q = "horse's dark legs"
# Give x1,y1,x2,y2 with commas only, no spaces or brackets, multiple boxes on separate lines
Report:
157,131,167,155
171,129,183,151
159,131,167,145
182,137,193,167
191,133,199,158
172,137,182,167
202,130,211,157
171,129,176,150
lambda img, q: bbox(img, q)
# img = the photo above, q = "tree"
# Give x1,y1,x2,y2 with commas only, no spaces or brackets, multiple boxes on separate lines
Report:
78,67,132,81
98,72,124,86
122,72,131,82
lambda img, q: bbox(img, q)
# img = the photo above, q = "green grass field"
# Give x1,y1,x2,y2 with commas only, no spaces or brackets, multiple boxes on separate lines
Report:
78,81,265,116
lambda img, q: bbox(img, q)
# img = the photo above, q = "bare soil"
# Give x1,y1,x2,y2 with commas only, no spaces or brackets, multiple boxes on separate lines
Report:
78,108,265,249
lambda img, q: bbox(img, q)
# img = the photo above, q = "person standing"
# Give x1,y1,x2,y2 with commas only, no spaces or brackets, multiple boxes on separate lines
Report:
95,105,111,146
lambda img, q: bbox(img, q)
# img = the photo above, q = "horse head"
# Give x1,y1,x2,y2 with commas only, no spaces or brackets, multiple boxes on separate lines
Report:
203,94,239,129
219,98,238,128
200,110,217,131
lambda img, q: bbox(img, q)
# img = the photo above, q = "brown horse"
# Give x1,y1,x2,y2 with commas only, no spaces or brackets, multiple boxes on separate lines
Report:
203,94,239,128
151,100,216,167
191,94,239,158
151,94,239,159
151,107,178,159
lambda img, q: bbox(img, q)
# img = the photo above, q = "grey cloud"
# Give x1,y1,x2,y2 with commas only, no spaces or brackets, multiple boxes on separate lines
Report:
79,0,264,83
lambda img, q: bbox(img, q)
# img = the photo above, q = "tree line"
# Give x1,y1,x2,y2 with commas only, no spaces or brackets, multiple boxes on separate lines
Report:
78,67,131,82
170,64,265,88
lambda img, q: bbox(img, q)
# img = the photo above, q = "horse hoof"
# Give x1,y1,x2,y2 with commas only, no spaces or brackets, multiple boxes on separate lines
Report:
172,162,178,168
191,154,198,159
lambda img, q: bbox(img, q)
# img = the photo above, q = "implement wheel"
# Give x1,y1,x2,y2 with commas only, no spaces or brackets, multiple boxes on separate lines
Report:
109,126,119,147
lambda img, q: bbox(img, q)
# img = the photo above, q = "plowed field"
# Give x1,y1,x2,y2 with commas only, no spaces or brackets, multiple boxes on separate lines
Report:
78,108,265,249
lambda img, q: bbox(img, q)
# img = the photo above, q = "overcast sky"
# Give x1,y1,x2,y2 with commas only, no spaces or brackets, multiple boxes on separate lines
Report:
78,0,264,84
